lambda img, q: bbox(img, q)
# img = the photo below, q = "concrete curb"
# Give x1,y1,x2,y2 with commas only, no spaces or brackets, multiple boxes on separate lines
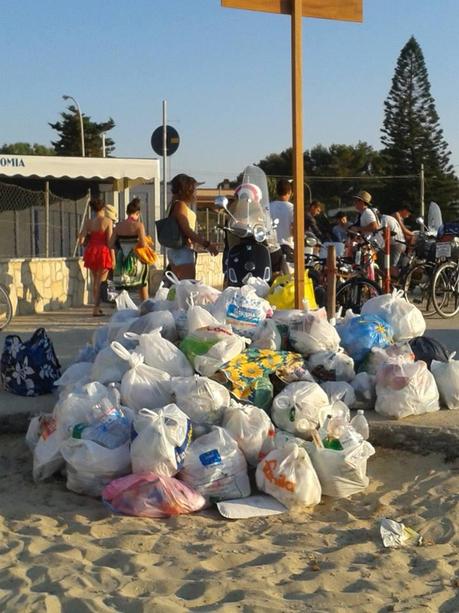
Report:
369,420,459,460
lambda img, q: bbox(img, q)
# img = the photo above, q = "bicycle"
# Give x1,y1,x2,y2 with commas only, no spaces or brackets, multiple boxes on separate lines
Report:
0,284,13,331
430,239,459,318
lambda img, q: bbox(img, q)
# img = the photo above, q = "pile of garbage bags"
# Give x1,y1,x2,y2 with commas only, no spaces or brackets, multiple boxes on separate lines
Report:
26,282,456,519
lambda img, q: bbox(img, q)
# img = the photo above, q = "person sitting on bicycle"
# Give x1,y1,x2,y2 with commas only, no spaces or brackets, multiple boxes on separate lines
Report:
349,190,380,239
393,203,416,247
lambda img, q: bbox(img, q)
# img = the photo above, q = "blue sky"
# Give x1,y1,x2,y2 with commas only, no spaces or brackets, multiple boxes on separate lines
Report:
2,0,458,186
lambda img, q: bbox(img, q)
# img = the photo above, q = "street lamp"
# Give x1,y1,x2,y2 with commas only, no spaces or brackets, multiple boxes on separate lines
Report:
62,94,85,157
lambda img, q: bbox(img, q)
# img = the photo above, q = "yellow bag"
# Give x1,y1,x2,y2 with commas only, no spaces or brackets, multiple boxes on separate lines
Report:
135,236,159,266
267,271,318,310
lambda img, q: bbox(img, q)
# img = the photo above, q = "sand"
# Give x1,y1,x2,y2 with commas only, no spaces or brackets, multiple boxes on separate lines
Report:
0,435,457,612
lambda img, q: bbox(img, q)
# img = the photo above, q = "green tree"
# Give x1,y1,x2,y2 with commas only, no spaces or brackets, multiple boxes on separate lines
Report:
381,36,458,209
256,142,386,210
49,105,115,157
0,142,55,155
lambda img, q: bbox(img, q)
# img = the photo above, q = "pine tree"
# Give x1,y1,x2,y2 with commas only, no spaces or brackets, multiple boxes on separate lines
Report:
50,106,115,157
381,36,458,209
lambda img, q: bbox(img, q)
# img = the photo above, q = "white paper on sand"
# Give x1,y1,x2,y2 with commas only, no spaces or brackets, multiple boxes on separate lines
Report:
216,495,287,519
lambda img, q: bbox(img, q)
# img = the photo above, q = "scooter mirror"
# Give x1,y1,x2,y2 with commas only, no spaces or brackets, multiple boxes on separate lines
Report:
416,217,424,226
214,196,229,210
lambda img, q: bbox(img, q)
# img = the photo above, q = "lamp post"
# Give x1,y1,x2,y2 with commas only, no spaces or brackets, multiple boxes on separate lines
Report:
62,94,85,157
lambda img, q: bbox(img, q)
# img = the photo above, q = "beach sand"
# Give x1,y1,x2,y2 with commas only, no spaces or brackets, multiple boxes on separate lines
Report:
0,435,457,612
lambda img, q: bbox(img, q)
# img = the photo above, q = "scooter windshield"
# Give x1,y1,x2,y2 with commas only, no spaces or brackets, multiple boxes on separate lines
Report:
227,196,266,237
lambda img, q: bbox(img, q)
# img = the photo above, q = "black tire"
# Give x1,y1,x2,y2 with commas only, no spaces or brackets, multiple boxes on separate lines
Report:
0,284,13,331
335,278,381,314
402,262,435,316
431,261,459,318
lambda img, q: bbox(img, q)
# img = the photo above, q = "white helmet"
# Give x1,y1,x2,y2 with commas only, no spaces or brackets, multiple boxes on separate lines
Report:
234,182,263,204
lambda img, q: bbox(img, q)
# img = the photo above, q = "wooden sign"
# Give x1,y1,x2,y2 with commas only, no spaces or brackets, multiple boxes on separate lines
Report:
221,0,362,22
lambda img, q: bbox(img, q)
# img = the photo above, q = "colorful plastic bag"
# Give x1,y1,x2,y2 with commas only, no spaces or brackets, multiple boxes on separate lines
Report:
267,271,317,310
102,472,206,517
339,314,393,364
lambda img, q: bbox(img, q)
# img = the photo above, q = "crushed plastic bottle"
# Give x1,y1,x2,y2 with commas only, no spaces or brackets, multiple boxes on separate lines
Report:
350,410,370,440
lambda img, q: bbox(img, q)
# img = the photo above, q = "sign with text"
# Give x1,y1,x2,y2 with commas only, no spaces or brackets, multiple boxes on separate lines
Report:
221,0,362,22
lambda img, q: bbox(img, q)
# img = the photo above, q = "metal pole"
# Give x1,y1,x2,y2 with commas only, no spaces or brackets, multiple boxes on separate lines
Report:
384,224,391,294
62,95,85,156
162,99,168,269
420,163,425,219
73,190,91,257
102,133,106,158
45,181,50,257
291,0,305,308
326,245,337,322
14,210,19,257
59,200,64,257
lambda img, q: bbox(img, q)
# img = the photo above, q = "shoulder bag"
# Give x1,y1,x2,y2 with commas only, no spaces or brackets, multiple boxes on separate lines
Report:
155,201,185,249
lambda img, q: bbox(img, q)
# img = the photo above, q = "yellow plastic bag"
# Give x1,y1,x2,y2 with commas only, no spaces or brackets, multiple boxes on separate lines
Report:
267,271,317,310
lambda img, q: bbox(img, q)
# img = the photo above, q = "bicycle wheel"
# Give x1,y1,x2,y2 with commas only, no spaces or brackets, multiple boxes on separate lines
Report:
0,284,13,331
402,262,435,316
431,261,459,318
336,278,381,314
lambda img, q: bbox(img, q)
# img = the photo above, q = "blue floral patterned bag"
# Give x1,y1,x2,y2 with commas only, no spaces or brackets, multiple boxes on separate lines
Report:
1,328,61,396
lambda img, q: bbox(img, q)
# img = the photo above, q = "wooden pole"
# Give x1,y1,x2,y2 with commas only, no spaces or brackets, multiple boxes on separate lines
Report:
326,244,337,322
291,0,305,308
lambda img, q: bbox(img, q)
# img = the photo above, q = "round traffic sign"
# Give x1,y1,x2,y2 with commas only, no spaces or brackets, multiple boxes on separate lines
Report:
150,125,180,156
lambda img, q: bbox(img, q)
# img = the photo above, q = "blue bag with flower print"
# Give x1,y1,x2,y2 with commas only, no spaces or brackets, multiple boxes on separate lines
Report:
1,328,61,396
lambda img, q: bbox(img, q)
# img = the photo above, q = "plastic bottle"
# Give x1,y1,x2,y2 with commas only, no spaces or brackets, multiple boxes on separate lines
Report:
107,382,121,409
350,410,370,440
72,398,130,449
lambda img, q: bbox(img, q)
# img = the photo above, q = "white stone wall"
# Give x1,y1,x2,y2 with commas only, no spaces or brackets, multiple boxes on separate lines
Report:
0,258,90,315
1,254,223,315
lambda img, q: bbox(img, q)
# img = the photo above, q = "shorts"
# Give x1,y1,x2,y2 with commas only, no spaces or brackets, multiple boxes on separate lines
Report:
377,243,406,268
167,246,196,266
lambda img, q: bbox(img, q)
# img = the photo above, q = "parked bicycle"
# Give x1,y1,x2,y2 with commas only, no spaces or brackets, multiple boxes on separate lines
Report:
0,284,13,331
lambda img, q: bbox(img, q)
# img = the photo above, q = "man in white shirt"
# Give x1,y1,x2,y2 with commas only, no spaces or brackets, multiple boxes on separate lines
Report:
270,178,294,249
349,190,380,238
376,205,411,274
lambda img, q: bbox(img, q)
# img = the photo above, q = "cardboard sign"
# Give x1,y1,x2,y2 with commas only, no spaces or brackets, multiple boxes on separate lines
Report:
221,0,362,22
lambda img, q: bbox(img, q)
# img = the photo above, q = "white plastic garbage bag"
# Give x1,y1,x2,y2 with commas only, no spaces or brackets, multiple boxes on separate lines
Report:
61,438,131,497
320,381,357,409
32,416,65,481
115,290,138,311
179,426,250,502
224,285,272,338
109,308,139,324
362,343,415,375
110,342,171,411
210,287,240,323
165,271,221,309
361,289,426,342
187,304,221,334
308,349,355,382
92,325,110,352
54,362,93,387
308,440,375,498
125,329,194,377
289,308,340,355
351,372,376,410
91,345,130,384
222,402,276,466
180,325,247,377
375,358,440,419
128,311,177,342
172,375,230,433
256,443,322,508
431,353,459,410
251,319,282,351
244,275,271,298
271,381,330,437
53,381,109,436
173,309,189,340
131,405,192,477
